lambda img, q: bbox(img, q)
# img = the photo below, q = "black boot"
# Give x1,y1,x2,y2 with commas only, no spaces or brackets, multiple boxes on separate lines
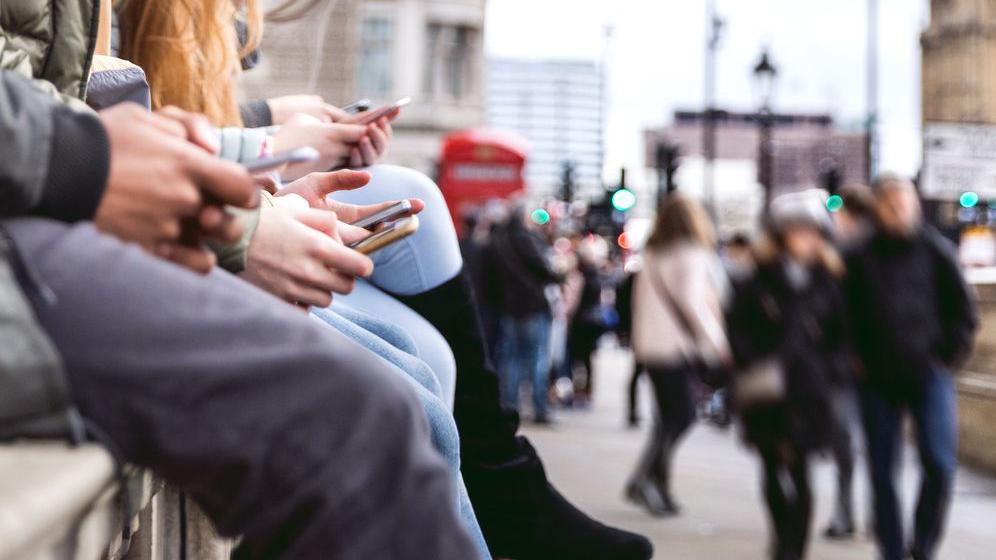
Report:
469,437,654,560
394,271,653,560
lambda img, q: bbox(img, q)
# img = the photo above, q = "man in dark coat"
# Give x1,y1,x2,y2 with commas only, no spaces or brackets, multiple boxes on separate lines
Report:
844,173,978,560
483,207,561,422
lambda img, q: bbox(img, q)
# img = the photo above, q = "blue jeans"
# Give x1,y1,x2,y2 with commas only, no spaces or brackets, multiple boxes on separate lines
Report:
311,306,490,559
497,313,552,419
860,366,957,560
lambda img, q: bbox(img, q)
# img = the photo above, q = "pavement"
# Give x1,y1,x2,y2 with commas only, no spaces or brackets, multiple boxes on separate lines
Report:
519,346,996,560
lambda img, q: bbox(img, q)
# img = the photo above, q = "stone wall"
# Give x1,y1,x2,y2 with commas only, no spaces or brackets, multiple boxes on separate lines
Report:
959,281,996,474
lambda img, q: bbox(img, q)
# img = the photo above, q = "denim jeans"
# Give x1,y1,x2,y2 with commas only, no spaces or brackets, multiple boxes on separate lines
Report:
329,164,463,296
497,313,553,419
311,306,491,559
860,366,957,560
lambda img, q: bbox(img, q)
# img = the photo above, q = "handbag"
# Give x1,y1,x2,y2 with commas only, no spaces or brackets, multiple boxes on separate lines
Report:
644,256,728,388
731,356,785,409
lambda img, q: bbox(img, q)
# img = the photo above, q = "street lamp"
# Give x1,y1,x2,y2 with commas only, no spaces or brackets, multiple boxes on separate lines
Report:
752,49,778,207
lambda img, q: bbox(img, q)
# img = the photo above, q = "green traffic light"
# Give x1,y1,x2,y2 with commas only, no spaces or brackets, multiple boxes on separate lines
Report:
826,195,843,212
960,191,980,208
611,188,636,212
530,208,551,225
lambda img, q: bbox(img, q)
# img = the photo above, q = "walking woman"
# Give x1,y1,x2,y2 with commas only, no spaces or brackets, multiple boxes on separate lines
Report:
727,191,847,560
625,195,730,516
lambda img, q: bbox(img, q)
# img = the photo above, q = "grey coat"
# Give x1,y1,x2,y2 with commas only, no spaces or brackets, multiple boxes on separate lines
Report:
0,0,107,439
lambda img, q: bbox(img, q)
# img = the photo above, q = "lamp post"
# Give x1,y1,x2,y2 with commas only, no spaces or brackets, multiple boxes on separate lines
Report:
752,49,778,208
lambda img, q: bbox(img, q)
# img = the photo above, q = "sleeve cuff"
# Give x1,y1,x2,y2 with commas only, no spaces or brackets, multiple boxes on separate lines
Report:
240,99,274,128
38,106,110,222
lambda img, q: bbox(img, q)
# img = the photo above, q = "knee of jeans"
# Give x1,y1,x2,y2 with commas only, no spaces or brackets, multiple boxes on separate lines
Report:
369,165,448,208
417,390,461,471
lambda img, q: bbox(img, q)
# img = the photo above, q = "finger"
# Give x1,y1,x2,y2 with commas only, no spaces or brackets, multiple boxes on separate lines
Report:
350,147,363,168
293,208,341,241
312,240,374,278
289,262,342,294
184,151,260,208
199,207,243,245
383,107,401,122
311,170,372,198
253,173,281,194
141,111,188,139
289,284,333,308
367,124,388,155
157,106,221,154
380,118,393,139
338,222,370,246
167,244,217,274
334,123,369,143
324,104,349,122
358,137,377,165
198,205,225,231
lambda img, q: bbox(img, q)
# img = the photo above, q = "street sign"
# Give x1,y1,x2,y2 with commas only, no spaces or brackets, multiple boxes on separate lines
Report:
922,122,996,201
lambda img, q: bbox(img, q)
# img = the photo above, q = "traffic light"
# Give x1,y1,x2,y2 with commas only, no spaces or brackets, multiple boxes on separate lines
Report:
611,188,636,212
960,191,980,208
655,143,681,194
819,162,842,196
560,160,576,202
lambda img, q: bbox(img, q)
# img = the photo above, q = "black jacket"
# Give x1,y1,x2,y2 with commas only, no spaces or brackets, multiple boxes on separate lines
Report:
727,261,848,450
844,226,977,388
483,220,559,318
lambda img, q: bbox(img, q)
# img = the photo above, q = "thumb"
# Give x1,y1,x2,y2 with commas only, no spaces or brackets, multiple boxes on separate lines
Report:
313,170,372,197
293,207,341,242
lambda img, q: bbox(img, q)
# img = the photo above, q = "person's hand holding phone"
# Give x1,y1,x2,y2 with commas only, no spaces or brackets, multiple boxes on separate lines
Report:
272,114,368,180
349,117,393,168
277,170,423,245
95,103,258,274
241,194,373,308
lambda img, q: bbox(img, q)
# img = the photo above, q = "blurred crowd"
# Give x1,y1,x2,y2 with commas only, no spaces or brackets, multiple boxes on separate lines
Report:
458,174,978,560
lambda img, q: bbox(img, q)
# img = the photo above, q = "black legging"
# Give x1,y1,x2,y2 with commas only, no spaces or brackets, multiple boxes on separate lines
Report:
632,364,697,497
759,445,812,560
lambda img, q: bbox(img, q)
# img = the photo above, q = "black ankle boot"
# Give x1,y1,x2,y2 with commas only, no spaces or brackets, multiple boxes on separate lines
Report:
394,271,653,559
466,437,653,560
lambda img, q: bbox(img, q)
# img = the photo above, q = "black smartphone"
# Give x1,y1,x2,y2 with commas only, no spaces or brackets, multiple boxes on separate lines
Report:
348,200,414,230
348,216,420,255
243,147,319,173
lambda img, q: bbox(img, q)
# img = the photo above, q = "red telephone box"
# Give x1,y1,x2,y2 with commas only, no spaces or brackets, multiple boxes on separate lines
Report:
438,129,528,234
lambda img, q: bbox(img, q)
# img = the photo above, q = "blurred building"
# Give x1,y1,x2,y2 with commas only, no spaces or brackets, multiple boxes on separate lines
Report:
644,110,867,235
486,58,606,199
921,0,996,209
241,0,487,176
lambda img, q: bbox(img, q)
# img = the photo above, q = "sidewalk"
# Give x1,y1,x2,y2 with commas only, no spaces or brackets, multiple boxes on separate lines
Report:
520,346,996,559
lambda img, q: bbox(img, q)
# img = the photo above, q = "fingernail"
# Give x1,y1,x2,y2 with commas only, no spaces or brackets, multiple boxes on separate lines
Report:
197,122,220,153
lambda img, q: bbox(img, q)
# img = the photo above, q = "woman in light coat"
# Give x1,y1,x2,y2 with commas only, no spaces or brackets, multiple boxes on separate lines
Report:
625,195,730,517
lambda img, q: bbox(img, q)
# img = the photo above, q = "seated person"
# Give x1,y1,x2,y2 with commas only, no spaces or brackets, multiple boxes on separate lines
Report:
0,2,481,558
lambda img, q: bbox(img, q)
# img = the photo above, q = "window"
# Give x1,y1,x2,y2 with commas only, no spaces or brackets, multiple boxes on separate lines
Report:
358,17,394,97
423,23,474,101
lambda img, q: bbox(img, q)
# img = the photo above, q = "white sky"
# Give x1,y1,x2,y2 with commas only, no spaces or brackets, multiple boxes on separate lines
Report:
484,0,929,188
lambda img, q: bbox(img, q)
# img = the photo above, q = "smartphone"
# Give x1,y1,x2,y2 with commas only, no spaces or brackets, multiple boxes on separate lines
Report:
349,216,419,255
243,147,320,173
348,200,414,230
341,99,372,114
344,97,411,125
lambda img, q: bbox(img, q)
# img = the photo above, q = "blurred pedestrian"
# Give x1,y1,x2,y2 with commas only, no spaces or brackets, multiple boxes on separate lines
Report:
625,195,730,517
844,174,978,560
823,184,877,540
616,261,646,427
727,190,848,560
569,236,611,405
484,205,561,423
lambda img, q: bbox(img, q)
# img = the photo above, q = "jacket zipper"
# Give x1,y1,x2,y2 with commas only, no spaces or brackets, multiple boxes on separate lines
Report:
0,225,57,306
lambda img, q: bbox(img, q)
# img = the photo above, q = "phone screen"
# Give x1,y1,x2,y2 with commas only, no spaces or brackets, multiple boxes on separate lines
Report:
346,97,411,125
349,200,413,230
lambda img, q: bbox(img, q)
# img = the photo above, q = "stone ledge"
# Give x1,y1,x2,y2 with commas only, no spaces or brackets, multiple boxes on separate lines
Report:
0,443,116,560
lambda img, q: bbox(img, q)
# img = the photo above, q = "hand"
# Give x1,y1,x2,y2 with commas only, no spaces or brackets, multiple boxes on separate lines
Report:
266,94,348,124
95,104,258,273
348,117,393,168
241,198,374,308
273,114,368,180
278,170,423,244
